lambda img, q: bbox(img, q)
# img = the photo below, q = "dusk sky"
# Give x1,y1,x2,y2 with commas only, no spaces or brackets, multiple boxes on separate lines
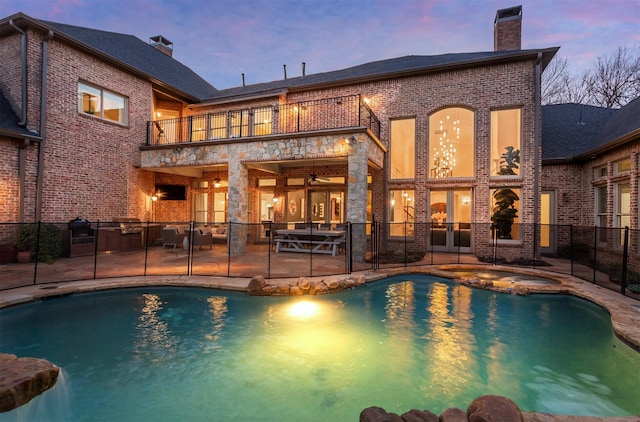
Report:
2,0,638,90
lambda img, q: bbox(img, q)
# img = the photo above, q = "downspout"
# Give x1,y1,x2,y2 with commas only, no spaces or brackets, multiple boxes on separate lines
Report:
533,52,542,257
35,30,53,221
8,19,27,126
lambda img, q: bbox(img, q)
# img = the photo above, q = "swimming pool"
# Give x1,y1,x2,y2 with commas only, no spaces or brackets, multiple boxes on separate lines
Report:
1,275,638,420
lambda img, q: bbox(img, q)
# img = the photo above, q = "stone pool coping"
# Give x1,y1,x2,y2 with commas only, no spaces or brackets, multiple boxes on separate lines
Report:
1,264,639,352
1,264,639,418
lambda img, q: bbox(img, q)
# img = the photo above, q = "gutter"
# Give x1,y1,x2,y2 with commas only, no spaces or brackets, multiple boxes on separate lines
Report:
35,30,53,222
533,52,542,255
8,19,27,126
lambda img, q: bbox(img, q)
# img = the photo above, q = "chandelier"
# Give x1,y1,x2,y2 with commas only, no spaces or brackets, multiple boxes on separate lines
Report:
431,114,459,178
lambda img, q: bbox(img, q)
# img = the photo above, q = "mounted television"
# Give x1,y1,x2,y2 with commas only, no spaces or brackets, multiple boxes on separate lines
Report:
155,184,186,200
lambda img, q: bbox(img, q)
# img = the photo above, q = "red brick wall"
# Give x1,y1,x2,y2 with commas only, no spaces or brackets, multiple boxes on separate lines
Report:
0,28,156,223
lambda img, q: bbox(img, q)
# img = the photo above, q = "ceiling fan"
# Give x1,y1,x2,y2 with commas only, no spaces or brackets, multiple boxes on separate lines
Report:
308,173,331,185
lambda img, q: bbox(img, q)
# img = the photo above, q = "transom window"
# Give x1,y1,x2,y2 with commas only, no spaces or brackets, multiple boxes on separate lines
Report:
428,107,474,178
614,159,631,174
491,108,521,176
78,82,127,124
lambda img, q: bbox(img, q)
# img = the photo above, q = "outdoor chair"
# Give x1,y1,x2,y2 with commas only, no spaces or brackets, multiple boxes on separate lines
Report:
161,228,182,249
186,229,213,250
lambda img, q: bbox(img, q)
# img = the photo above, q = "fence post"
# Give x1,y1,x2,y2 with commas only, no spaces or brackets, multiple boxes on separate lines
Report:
187,221,194,276
491,223,497,265
31,221,42,285
93,220,100,279
621,226,629,295
592,226,598,284
569,224,574,276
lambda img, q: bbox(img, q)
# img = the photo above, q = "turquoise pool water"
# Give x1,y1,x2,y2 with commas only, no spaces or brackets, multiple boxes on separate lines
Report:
1,275,639,421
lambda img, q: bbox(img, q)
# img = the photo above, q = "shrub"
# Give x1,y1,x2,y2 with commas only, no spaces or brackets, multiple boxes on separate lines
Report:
17,223,62,264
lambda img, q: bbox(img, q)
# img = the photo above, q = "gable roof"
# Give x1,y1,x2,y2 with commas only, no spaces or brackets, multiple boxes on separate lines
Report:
0,90,40,140
542,98,640,162
206,49,559,103
2,13,217,101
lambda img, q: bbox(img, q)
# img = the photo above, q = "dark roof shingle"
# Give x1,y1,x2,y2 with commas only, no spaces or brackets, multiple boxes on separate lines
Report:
542,98,640,161
209,49,558,101
39,19,217,101
0,90,39,139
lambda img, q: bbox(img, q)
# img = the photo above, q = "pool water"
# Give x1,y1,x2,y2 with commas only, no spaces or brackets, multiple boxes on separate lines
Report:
1,275,638,421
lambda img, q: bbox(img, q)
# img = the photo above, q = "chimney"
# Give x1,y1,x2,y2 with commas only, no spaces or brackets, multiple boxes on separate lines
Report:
149,35,173,57
494,5,522,51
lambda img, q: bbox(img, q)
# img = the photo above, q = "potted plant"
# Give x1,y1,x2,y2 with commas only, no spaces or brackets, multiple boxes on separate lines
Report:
491,146,520,239
17,223,62,264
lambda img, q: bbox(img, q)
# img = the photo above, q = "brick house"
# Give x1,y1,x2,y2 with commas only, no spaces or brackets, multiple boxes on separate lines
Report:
0,7,637,263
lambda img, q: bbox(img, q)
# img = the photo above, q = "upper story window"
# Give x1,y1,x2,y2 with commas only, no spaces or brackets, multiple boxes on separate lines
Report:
594,166,607,180
390,118,415,179
429,107,474,178
614,158,631,174
78,82,127,125
491,108,521,176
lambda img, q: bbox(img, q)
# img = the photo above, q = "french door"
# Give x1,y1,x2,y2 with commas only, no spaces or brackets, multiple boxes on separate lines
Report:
429,189,472,252
310,190,344,226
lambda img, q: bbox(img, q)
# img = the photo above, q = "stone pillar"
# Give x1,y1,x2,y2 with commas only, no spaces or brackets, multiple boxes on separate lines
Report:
346,139,368,261
226,155,248,254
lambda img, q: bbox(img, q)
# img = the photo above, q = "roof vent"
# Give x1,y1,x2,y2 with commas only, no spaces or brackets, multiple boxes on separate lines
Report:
150,35,173,57
494,5,522,51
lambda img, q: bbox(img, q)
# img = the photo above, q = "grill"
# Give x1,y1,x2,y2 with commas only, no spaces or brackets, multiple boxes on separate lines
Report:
68,217,91,237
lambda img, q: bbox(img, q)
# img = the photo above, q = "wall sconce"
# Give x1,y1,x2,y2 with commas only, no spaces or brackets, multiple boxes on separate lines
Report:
364,97,371,105
273,197,279,203
345,135,357,145
462,197,471,205
151,194,158,201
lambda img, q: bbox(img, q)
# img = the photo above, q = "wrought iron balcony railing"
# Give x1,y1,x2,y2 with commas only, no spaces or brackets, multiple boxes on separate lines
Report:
146,94,381,146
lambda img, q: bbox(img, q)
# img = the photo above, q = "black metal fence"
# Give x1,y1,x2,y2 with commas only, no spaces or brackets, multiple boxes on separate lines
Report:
1,221,638,300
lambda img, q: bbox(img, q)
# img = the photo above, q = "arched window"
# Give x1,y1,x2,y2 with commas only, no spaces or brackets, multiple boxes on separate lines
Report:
428,107,474,178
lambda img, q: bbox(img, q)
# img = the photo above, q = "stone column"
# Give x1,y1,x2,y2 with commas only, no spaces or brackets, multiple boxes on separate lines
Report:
346,139,368,261
226,154,248,254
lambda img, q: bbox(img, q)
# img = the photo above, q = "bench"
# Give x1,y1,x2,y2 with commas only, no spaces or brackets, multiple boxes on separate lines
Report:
274,238,344,256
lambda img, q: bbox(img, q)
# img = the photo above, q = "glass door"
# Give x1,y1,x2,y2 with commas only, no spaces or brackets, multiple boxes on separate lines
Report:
429,189,472,252
310,190,345,228
259,192,275,241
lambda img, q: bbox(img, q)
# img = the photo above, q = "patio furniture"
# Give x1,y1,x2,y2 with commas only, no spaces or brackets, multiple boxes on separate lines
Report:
161,228,184,249
186,229,213,250
274,228,345,256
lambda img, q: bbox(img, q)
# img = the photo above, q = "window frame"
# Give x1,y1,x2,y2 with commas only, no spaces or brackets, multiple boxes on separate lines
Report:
428,107,475,179
490,186,521,242
389,118,416,180
490,108,522,177
614,181,631,248
78,81,128,125
595,184,608,244
389,189,415,238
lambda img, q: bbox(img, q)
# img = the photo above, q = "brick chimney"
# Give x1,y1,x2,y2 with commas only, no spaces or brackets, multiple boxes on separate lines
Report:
494,5,522,51
149,35,173,57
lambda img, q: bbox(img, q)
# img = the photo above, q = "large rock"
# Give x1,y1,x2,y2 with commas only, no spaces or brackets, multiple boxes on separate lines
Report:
247,275,268,295
360,406,403,422
439,407,468,422
0,353,59,412
467,395,522,422
401,408,439,421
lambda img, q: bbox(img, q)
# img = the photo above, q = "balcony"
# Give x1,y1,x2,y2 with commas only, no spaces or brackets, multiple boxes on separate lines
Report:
146,94,380,146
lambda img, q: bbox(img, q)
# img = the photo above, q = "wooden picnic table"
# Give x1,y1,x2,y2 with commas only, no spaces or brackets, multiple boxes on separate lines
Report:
274,229,345,256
